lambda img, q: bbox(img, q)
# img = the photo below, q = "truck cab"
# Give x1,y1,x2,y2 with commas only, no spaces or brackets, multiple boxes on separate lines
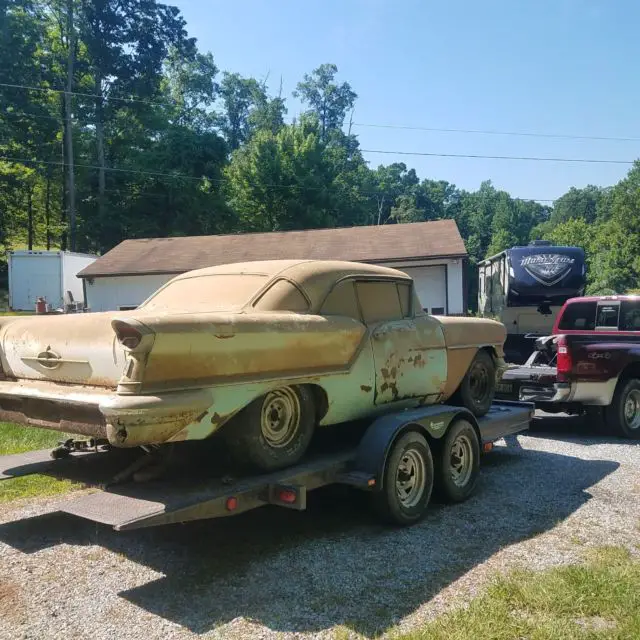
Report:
497,295,640,439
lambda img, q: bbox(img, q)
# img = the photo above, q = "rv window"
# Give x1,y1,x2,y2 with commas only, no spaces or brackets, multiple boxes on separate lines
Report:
619,300,640,331
557,301,597,331
595,303,620,329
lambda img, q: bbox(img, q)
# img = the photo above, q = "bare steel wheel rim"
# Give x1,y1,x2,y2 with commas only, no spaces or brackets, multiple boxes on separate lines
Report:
450,433,474,487
469,362,490,404
395,447,426,508
260,388,301,448
623,389,640,430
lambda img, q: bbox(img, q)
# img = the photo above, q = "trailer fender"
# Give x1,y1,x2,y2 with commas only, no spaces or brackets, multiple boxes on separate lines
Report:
352,405,479,491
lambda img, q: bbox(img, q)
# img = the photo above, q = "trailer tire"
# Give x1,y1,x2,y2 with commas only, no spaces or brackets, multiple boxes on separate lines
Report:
605,378,640,439
371,431,434,526
434,419,480,503
452,350,496,417
222,385,316,471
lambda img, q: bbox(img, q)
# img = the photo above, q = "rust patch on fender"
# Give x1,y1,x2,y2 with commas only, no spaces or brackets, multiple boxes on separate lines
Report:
360,385,372,392
214,334,235,339
413,353,426,368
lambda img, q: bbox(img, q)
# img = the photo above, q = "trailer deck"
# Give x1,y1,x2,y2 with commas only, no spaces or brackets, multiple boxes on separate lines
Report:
0,401,534,530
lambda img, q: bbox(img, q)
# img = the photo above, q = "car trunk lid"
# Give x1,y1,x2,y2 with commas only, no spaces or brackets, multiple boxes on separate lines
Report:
0,313,130,388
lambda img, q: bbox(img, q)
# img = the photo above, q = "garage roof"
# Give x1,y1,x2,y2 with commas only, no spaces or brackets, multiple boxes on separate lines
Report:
77,219,467,278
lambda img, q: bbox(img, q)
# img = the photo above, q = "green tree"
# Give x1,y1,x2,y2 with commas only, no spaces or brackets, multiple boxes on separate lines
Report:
293,63,357,140
218,72,286,151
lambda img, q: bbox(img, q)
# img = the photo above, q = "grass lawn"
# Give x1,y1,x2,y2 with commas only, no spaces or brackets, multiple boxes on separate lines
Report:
0,423,80,503
393,546,640,640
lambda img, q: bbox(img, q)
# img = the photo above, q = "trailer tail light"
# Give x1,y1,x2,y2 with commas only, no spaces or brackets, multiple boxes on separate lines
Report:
226,497,238,511
278,489,297,504
265,484,306,510
556,336,572,382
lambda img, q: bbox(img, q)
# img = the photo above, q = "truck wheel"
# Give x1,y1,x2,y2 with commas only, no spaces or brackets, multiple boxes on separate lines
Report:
452,350,496,417
605,378,640,439
372,431,434,526
434,419,480,503
223,385,316,471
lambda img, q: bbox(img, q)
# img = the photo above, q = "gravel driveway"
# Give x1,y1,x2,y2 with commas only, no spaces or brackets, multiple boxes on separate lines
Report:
1,413,639,640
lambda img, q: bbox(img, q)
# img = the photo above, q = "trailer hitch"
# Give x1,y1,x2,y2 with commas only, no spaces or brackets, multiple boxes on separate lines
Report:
50,438,110,460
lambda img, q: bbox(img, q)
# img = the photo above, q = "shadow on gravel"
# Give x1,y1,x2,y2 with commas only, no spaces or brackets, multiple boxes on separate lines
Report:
0,441,619,638
529,412,640,446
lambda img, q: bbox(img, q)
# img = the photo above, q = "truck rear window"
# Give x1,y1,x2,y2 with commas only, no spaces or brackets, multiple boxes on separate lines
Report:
619,300,640,331
557,301,596,331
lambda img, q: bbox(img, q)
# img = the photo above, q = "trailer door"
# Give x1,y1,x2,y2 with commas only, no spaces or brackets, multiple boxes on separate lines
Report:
9,253,62,310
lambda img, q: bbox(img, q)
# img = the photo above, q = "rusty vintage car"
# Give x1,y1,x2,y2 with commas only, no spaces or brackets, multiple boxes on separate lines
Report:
0,260,507,472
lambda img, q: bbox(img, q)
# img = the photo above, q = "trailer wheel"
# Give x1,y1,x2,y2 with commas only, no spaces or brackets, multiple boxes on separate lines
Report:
605,378,640,439
372,431,434,526
223,385,316,471
434,419,480,503
453,350,496,417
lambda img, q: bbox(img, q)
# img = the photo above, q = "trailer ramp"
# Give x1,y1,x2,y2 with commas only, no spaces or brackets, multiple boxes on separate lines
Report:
0,447,357,531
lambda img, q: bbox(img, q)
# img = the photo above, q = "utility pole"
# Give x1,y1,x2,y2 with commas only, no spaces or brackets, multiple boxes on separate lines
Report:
64,0,77,251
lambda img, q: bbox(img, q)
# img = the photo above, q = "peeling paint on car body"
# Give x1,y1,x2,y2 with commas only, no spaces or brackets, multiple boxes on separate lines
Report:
0,259,507,449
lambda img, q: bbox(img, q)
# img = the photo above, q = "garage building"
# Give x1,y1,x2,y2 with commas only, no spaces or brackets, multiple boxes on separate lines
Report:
77,220,468,314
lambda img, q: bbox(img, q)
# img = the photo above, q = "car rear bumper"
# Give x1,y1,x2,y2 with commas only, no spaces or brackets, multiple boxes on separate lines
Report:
0,379,213,447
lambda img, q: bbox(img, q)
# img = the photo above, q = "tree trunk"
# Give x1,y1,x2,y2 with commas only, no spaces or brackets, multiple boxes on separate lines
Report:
60,95,67,251
64,0,76,251
45,170,51,250
27,187,34,250
95,76,107,228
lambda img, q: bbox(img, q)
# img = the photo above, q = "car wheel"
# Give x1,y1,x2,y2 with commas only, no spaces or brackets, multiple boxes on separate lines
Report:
434,419,480,503
371,431,434,526
452,350,496,417
223,385,316,471
605,378,640,439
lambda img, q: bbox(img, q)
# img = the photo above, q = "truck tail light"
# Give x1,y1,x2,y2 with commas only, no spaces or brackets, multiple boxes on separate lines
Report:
556,336,572,381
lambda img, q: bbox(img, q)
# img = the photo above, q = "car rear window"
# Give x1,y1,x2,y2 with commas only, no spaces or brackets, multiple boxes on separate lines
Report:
142,274,269,312
557,301,597,331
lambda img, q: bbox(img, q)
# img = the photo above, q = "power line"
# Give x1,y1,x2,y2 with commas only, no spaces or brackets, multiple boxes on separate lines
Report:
3,82,640,144
353,122,640,143
0,81,178,109
360,149,635,165
0,155,557,202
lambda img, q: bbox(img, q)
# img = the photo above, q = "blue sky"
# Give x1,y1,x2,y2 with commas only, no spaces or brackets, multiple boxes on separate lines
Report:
171,0,638,202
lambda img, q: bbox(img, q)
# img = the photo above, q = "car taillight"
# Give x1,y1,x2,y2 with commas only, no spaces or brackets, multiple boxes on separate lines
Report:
556,335,572,381
112,320,143,350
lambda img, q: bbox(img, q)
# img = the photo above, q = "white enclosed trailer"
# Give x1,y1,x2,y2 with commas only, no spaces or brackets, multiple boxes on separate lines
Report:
8,250,97,311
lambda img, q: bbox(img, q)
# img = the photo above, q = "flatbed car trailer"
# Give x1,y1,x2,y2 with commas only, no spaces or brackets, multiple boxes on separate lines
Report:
0,401,533,531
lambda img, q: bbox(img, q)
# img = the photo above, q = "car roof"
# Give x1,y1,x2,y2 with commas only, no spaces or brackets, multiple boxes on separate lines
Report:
171,259,412,310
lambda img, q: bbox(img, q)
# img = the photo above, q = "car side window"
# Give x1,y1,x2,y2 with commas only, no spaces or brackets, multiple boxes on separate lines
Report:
320,279,361,320
595,303,620,330
557,301,597,331
356,281,403,324
619,300,640,331
397,282,412,318
253,279,309,312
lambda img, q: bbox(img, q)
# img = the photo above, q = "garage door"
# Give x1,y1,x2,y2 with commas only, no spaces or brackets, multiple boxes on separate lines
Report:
403,266,447,315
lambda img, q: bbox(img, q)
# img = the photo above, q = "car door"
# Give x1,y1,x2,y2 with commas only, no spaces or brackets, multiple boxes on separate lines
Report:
355,279,447,405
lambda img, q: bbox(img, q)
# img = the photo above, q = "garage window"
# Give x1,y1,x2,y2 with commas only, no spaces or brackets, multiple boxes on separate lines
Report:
356,281,403,323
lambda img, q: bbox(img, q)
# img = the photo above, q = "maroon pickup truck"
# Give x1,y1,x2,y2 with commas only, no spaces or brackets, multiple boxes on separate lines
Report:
497,295,640,439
